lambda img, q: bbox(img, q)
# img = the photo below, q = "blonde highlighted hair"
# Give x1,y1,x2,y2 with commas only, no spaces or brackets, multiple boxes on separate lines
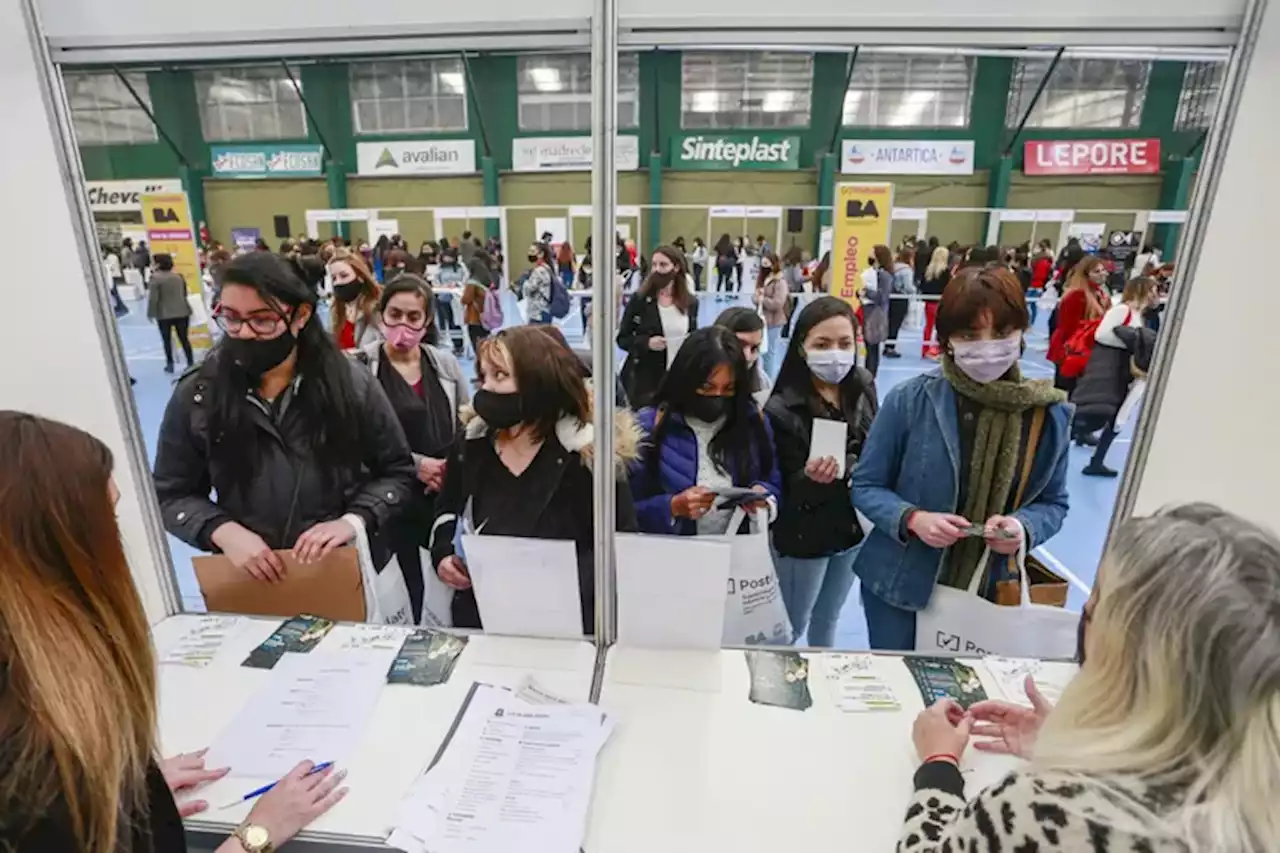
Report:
1033,503,1280,849
0,412,157,853
925,246,950,281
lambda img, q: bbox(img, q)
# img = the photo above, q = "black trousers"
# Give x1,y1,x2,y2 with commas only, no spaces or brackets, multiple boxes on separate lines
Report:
693,264,704,289
158,317,193,367
886,299,909,350
1089,414,1121,468
865,342,881,377
467,323,488,353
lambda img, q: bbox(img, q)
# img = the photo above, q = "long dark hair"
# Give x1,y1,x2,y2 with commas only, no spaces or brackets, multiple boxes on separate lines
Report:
714,233,734,256
638,245,692,312
650,327,772,484
774,296,870,421
209,253,363,494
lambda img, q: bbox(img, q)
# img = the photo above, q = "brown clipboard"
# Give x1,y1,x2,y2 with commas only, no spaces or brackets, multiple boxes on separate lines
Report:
192,546,367,622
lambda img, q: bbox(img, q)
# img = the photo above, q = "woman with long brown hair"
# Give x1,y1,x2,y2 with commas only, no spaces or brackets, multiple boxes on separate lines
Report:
616,245,698,408
0,412,345,852
1047,255,1109,394
429,326,638,632
327,249,382,351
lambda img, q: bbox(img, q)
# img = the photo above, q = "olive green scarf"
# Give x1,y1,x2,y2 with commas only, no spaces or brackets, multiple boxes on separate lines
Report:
940,354,1066,591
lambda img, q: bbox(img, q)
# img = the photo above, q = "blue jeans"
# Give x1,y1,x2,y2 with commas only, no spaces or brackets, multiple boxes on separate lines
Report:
775,545,859,647
861,584,918,651
764,324,784,380
1026,288,1042,325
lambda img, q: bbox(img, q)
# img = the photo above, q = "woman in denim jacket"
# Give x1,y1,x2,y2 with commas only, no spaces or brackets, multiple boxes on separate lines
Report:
851,266,1071,650
630,326,781,535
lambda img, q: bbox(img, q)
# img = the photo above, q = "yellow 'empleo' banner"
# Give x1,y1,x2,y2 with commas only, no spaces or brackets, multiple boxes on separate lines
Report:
141,192,212,350
830,182,894,314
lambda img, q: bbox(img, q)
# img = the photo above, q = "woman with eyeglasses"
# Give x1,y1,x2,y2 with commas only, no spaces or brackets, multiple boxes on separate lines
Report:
327,250,382,351
354,275,468,622
154,252,417,586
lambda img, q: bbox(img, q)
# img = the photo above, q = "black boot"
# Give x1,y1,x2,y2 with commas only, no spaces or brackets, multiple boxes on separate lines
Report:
1082,463,1119,478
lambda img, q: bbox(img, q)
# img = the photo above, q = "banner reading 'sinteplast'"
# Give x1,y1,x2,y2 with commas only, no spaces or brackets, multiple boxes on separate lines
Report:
830,183,894,313
142,192,212,350
670,133,801,170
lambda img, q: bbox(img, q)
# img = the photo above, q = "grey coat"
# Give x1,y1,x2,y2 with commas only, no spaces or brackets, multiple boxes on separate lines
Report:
147,270,192,321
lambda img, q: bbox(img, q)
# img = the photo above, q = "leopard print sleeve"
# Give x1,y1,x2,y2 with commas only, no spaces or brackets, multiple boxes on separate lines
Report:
897,761,970,852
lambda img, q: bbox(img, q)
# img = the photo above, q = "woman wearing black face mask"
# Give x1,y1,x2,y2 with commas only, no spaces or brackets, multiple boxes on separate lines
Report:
629,326,781,535
616,245,698,408
154,252,417,585
428,326,639,632
326,250,382,351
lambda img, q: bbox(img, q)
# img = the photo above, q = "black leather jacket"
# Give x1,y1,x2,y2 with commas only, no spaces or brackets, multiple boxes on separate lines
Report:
154,354,417,552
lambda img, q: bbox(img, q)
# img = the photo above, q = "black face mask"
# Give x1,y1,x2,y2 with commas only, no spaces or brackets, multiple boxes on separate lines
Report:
685,394,731,423
333,282,362,303
649,271,675,288
226,328,296,380
473,389,524,430
527,254,540,263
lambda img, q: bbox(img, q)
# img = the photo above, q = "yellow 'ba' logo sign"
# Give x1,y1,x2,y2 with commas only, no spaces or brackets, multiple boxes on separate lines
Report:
844,199,880,219
152,206,181,223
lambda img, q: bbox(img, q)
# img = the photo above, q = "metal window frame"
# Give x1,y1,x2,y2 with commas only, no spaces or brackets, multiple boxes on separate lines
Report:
1007,56,1152,129
349,57,470,135
20,0,1268,687
64,69,158,144
680,49,815,130
841,53,976,129
516,52,639,131
194,64,308,142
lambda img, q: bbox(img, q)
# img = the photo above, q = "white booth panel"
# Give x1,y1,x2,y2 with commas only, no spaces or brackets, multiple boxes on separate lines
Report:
2,0,174,624
619,0,1246,45
1129,0,1279,529
39,0,591,61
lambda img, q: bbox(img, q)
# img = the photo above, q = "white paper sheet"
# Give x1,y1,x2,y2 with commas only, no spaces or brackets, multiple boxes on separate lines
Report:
614,533,730,650
1115,378,1147,428
808,417,849,478
205,651,388,779
983,656,1073,708
158,615,244,668
461,535,584,639
387,684,613,853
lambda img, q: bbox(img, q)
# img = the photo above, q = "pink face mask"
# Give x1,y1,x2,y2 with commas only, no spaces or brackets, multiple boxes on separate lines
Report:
383,323,426,351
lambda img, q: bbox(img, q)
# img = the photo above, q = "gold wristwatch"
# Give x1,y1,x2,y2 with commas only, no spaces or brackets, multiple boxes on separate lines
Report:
234,823,274,853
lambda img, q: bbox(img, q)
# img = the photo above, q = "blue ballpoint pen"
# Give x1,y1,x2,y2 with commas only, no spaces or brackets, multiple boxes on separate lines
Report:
218,762,334,810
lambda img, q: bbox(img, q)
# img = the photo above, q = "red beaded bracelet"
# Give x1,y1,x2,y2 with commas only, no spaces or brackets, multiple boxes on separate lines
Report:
923,753,960,766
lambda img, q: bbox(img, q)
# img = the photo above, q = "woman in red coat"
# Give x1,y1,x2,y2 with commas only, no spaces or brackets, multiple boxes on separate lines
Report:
1047,254,1109,388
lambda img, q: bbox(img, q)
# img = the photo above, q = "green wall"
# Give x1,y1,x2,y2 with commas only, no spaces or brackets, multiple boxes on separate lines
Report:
75,52,1208,256
346,177,485,245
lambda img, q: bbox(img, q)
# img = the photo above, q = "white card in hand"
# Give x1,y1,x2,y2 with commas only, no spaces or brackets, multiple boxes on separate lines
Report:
462,534,584,639
808,418,848,478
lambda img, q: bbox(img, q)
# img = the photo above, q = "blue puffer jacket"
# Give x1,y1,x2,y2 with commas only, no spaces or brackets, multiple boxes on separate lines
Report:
851,371,1072,611
630,406,782,535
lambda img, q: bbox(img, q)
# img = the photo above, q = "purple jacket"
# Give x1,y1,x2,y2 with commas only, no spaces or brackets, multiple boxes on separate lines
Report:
629,405,782,535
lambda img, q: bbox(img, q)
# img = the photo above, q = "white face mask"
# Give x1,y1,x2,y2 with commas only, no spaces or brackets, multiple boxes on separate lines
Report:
805,348,856,384
951,335,1022,383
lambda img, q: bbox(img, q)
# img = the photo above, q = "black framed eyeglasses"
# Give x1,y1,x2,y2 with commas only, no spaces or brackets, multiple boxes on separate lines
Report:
213,306,289,336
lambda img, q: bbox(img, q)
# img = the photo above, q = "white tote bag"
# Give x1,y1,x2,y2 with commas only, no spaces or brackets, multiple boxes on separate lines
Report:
916,530,1079,660
343,513,414,625
716,507,793,645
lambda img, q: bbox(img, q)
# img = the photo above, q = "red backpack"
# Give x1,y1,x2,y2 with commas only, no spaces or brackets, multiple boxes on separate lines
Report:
1060,309,1130,379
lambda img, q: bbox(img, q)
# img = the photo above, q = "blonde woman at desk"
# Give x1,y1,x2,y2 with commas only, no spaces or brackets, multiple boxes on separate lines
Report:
899,504,1280,852
0,411,344,853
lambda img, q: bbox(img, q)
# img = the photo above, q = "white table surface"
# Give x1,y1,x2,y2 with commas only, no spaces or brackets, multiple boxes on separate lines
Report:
586,647,1077,853
152,614,597,848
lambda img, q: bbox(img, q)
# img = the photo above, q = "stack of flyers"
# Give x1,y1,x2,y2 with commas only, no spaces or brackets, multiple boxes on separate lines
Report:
387,630,469,686
822,653,901,713
160,616,244,668
241,614,335,670
983,656,1069,707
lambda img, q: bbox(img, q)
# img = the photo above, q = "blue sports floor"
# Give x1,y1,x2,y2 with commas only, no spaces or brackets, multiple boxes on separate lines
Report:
117,286,1123,647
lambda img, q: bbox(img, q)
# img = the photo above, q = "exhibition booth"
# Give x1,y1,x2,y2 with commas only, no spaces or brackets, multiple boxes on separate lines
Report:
7,0,1278,850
